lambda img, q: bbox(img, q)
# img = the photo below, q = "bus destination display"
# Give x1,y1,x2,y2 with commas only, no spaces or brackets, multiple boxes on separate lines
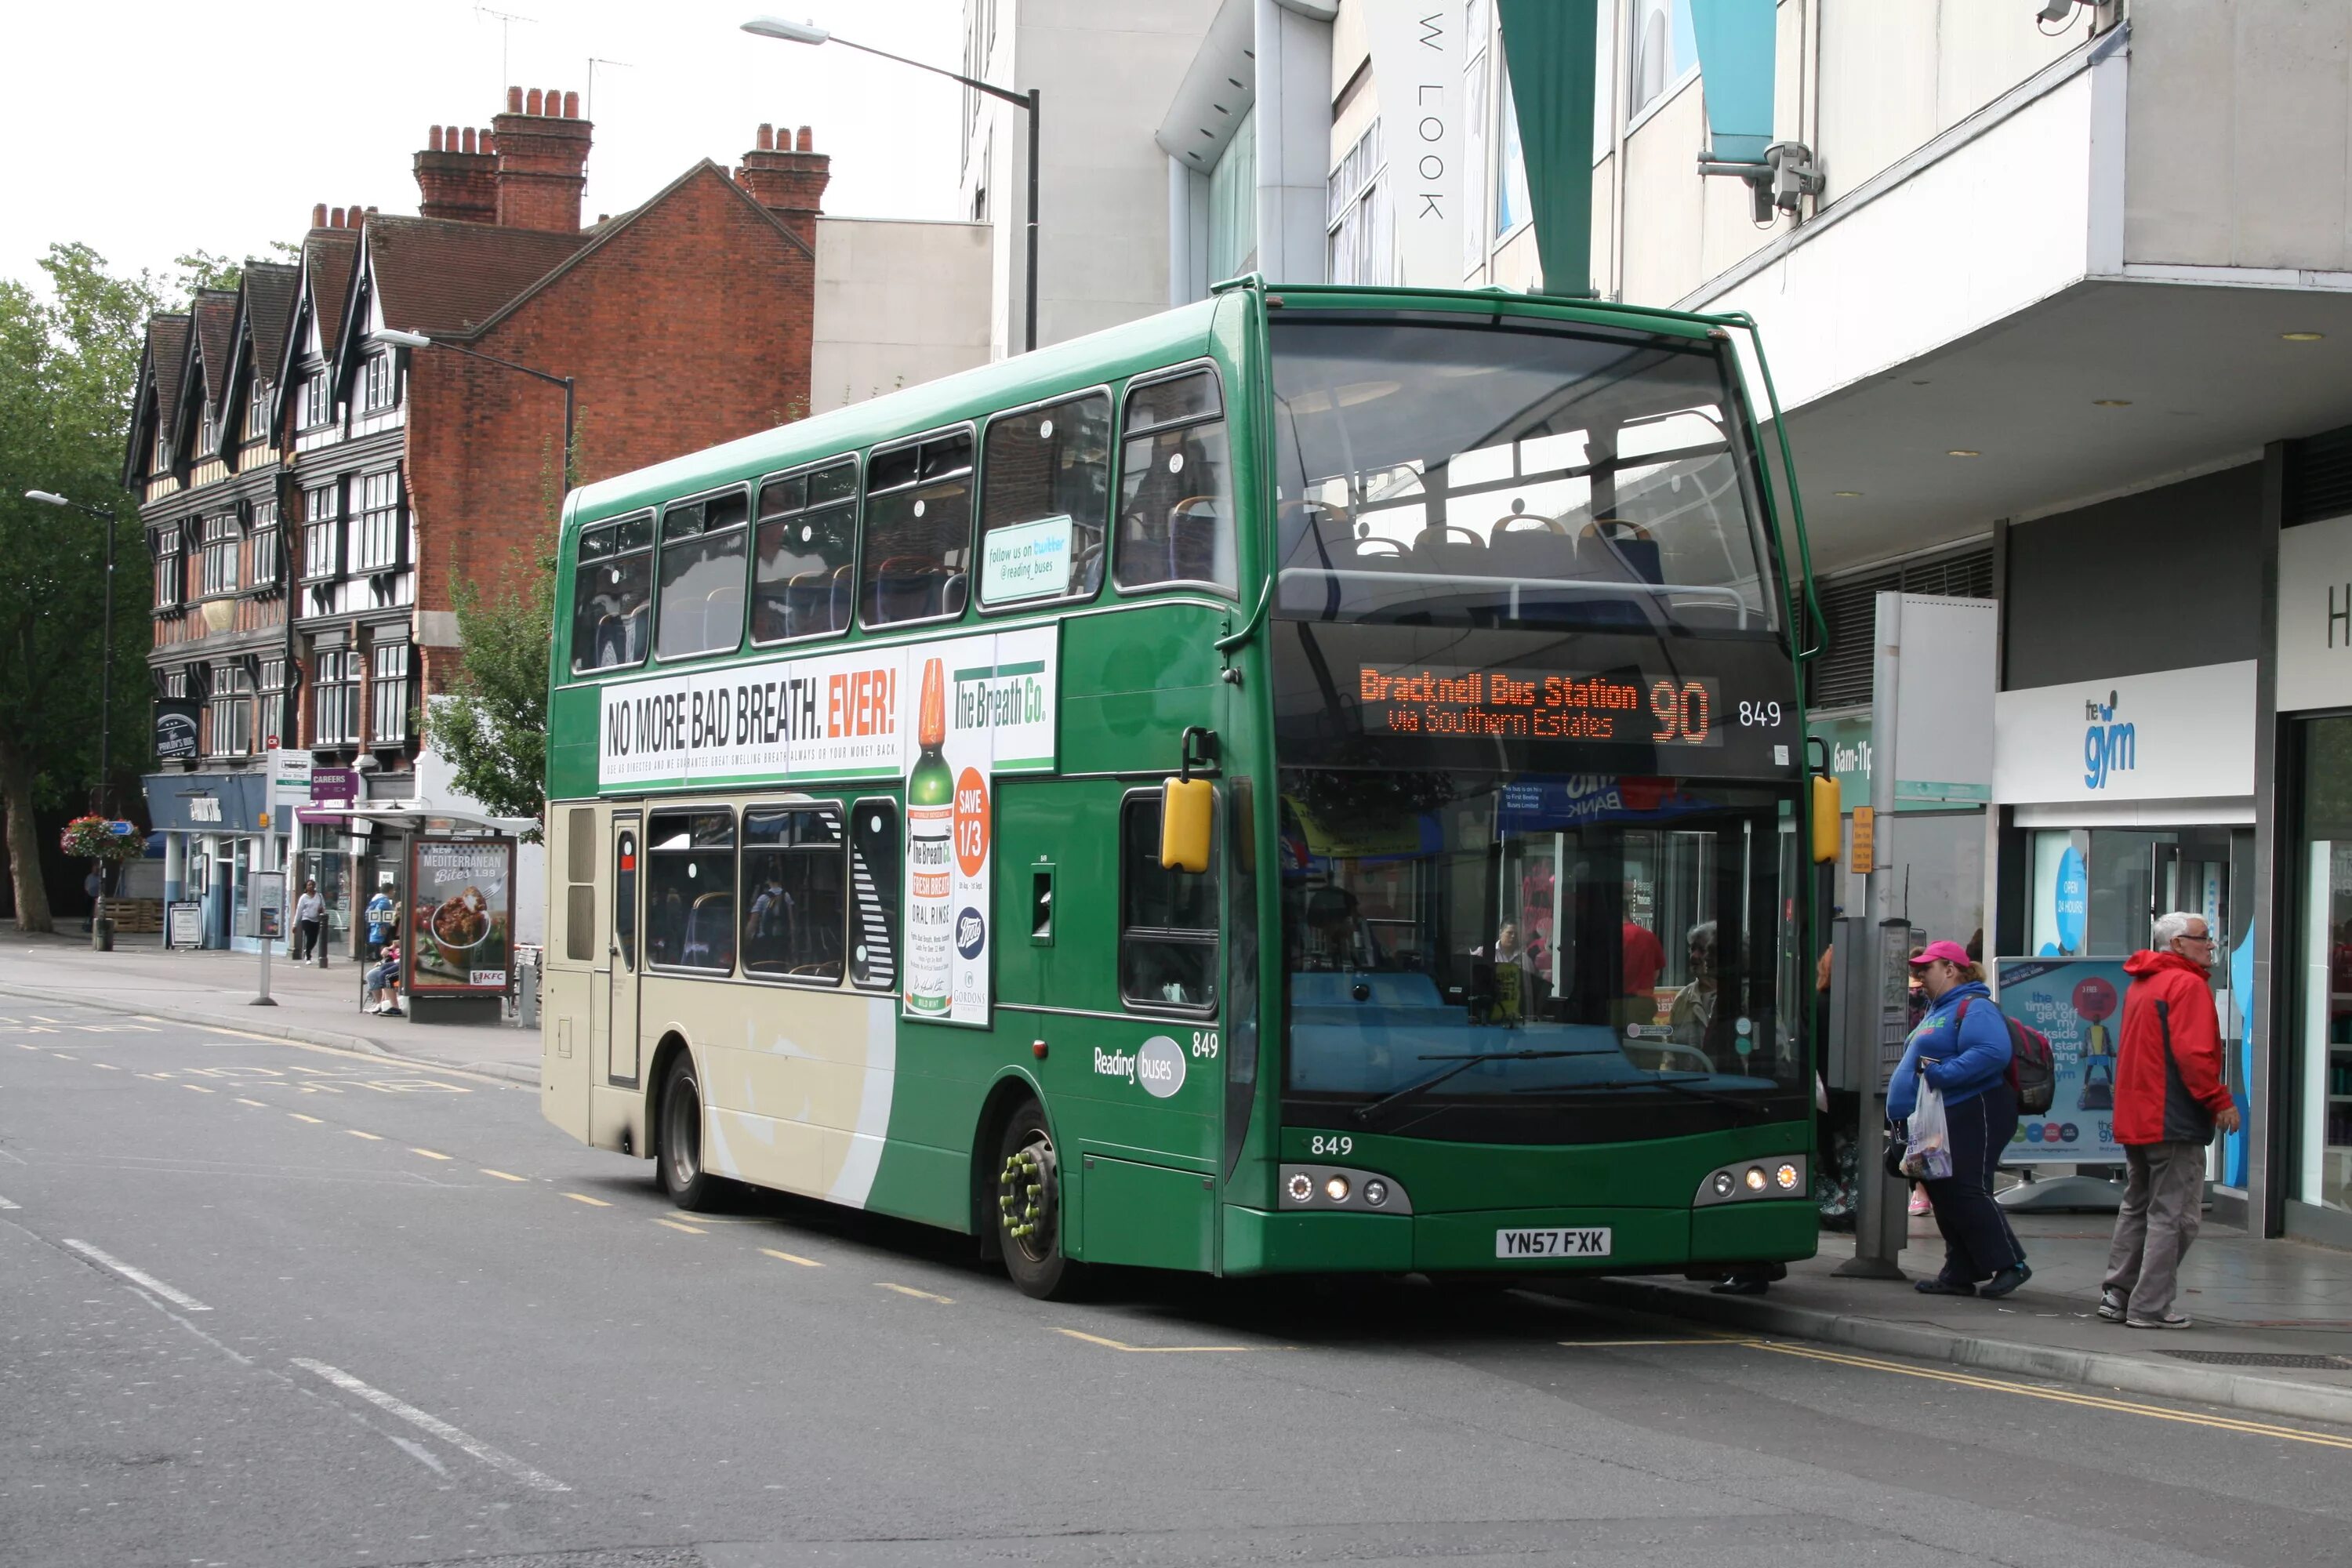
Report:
1359,665,1724,746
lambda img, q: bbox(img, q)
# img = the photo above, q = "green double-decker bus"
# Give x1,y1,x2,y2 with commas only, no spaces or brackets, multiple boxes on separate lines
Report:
541,279,1827,1298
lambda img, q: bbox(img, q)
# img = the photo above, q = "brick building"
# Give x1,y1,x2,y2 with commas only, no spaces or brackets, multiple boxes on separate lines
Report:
127,87,837,953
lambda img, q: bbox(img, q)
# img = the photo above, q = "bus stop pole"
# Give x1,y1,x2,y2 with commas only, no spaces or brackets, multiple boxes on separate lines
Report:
1837,591,1908,1279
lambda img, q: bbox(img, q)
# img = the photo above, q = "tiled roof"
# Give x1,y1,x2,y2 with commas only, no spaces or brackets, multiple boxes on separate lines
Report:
146,314,191,447
303,227,361,360
190,289,238,405
241,262,300,386
365,215,590,336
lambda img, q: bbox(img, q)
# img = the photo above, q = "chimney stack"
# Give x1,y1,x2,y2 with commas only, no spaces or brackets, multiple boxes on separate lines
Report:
490,83,593,233
313,202,328,228
415,118,499,224
736,122,830,250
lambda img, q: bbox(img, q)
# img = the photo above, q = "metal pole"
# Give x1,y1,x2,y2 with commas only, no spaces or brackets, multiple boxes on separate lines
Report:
1838,590,1909,1279
1024,89,1040,354
98,506,114,816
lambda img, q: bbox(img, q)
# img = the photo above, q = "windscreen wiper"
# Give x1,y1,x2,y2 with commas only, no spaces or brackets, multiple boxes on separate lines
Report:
1351,1049,1584,1128
1513,1072,1769,1120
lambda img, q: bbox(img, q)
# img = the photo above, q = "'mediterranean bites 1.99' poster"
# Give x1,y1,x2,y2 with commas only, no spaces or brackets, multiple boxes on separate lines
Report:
408,838,515,993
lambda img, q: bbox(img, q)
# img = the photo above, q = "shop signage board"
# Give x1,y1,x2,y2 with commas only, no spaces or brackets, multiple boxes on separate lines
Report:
1363,1,1464,290
1991,662,2256,804
154,703,199,763
1993,956,2129,1165
300,766,361,825
2278,510,2352,711
1886,596,1997,805
407,838,516,995
594,626,1058,1028
1806,713,1979,815
166,901,202,949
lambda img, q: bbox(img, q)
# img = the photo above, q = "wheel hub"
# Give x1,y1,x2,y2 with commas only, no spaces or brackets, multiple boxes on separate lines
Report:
998,1136,1057,1261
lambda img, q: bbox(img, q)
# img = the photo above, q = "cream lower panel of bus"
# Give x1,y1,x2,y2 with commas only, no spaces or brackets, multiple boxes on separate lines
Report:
647,975,898,1209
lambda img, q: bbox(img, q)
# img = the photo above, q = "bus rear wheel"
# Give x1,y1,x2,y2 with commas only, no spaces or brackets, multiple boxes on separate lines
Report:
659,1051,719,1211
996,1103,1086,1300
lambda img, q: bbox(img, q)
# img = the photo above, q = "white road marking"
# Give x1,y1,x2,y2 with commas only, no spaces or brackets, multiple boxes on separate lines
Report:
0,1194,19,1209
62,1239,212,1312
291,1358,569,1491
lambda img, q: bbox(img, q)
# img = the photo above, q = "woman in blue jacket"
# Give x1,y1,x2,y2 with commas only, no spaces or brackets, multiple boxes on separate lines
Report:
1887,940,2030,1298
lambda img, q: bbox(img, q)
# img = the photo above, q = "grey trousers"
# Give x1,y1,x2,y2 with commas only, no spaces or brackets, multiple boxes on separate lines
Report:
2102,1142,2206,1318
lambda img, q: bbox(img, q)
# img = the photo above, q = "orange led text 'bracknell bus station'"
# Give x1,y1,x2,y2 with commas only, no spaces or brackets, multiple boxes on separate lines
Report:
1358,666,1644,739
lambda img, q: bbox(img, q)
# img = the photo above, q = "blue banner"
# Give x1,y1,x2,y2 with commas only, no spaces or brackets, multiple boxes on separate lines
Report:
1994,956,2132,1165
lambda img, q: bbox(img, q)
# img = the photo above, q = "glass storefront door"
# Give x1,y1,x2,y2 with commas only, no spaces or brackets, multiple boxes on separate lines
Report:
2293,715,2352,1217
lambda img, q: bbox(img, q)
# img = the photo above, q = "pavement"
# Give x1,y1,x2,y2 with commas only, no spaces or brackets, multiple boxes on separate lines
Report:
3,998,2348,1567
6,927,2351,1433
0,930,539,1084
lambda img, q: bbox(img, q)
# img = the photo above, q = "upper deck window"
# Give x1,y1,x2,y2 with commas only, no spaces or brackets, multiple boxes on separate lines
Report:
655,488,750,661
1114,368,1236,595
1269,317,1773,635
860,430,973,628
572,513,654,673
752,459,857,643
977,390,1111,607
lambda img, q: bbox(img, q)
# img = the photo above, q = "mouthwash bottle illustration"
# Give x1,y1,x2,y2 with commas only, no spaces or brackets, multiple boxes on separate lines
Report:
905,656,955,1014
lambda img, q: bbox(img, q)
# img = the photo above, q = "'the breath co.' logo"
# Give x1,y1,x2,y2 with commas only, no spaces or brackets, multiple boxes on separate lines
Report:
2083,690,2136,790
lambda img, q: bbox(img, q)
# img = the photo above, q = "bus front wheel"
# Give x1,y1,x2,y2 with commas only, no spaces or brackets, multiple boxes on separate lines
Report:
659,1051,718,1211
996,1103,1086,1300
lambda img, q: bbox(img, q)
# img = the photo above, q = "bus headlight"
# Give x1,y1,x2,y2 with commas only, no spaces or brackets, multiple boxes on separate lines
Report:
1776,1163,1799,1191
1744,1167,1768,1192
1324,1174,1351,1203
1694,1156,1806,1207
1363,1178,1389,1207
1287,1172,1314,1203
1711,1171,1736,1198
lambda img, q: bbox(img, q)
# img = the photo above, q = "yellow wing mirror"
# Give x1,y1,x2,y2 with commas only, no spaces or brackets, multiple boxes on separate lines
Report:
1810,773,1842,865
1160,725,1216,873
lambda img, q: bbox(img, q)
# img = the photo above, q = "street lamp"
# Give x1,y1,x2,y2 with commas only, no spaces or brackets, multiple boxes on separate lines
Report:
742,15,1041,354
371,329,576,485
24,490,118,818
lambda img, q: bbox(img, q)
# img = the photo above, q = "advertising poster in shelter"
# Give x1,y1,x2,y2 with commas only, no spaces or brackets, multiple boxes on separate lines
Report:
1994,956,2131,1165
408,838,516,993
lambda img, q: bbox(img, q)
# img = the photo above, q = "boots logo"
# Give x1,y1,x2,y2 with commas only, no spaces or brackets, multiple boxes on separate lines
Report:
2083,691,2135,789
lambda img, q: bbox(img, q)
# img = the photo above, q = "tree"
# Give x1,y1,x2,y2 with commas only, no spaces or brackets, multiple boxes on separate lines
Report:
0,244,230,931
428,547,554,830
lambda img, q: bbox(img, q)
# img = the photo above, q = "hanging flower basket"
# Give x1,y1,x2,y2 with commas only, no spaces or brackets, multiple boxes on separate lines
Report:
60,815,140,863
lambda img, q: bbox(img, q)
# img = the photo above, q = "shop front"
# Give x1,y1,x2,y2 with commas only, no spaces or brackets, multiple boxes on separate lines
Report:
141,770,270,952
2272,510,2352,1243
1993,661,2259,1198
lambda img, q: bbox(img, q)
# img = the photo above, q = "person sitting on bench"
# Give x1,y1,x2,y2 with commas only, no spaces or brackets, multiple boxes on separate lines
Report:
366,941,404,1017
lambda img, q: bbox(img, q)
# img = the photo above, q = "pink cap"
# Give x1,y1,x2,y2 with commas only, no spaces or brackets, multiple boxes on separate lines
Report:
1909,939,1973,967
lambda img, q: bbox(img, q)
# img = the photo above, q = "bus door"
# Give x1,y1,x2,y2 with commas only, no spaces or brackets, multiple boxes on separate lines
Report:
604,812,642,1087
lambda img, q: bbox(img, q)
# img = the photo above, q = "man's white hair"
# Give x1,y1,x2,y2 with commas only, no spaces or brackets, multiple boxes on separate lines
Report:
2152,910,2205,949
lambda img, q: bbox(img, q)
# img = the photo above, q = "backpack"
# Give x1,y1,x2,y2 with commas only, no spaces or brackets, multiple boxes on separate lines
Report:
1958,997,2056,1116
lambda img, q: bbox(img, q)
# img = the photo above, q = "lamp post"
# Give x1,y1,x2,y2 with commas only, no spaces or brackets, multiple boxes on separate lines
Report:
24,491,118,817
371,330,575,485
742,15,1041,354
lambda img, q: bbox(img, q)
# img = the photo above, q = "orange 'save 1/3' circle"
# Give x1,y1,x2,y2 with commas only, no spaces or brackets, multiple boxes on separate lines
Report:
953,768,990,878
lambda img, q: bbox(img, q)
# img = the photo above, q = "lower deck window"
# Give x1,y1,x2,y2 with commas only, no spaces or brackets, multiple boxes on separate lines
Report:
647,808,736,972
1120,793,1218,1011
742,804,846,982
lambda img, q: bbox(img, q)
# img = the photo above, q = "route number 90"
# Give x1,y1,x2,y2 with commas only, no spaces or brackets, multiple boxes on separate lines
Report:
1649,680,1712,746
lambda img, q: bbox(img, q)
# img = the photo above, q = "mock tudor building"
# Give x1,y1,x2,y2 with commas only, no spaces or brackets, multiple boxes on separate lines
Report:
129,87,845,954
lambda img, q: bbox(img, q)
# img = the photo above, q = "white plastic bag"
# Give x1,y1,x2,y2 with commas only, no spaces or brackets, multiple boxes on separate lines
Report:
1901,1077,1954,1181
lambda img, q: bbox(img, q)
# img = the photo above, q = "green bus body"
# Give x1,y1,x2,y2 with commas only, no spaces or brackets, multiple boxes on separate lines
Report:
540,282,1823,1288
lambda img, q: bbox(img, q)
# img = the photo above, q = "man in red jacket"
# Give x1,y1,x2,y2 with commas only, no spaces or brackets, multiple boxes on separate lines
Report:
2100,912,2241,1330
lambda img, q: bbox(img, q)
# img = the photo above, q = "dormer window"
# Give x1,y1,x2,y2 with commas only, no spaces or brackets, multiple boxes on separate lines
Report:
151,433,170,474
199,400,218,454
359,351,397,413
245,385,271,441
300,370,333,430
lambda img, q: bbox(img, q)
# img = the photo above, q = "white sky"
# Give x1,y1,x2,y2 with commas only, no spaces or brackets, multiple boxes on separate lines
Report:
0,0,967,293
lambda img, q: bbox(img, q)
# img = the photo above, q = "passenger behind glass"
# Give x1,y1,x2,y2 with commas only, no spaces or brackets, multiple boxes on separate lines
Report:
1668,920,1720,1056
1301,885,1382,971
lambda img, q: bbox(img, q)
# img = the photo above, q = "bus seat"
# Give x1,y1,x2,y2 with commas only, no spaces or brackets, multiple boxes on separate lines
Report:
705,585,742,644
1411,524,1489,575
870,556,942,622
828,564,855,633
1169,496,1220,581
780,570,829,637
1580,520,1663,585
942,569,969,616
621,604,650,661
1486,517,1576,580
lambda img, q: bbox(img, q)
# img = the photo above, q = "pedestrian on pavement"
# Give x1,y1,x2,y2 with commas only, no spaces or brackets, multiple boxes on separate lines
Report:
365,877,396,960
2101,910,2241,1330
1887,938,2031,1299
291,880,325,961
365,939,404,1017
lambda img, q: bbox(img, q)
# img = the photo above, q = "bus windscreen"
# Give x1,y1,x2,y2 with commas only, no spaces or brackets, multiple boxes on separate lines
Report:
1269,316,1775,634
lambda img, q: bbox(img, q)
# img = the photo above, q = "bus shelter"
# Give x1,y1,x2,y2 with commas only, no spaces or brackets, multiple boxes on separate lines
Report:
299,805,532,1025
